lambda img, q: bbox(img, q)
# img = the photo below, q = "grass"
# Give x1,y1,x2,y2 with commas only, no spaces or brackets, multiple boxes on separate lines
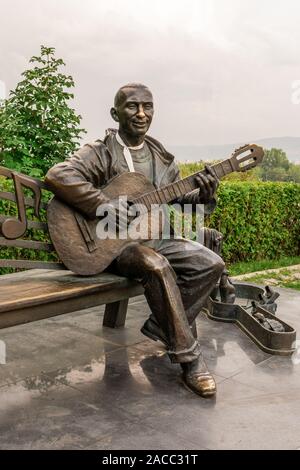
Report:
228,256,300,292
233,266,300,292
241,275,300,292
228,256,300,276
283,280,300,290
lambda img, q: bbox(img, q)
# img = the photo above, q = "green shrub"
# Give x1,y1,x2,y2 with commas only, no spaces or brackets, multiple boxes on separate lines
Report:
207,181,300,263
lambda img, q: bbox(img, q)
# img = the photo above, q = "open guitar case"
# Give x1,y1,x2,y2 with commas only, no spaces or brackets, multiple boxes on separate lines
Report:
201,228,296,356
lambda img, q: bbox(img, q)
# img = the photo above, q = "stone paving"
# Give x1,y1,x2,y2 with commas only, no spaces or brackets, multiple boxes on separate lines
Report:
0,287,299,450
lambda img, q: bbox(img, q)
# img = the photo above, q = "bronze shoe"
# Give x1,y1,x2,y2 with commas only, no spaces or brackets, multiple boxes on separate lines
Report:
141,316,168,346
181,355,216,398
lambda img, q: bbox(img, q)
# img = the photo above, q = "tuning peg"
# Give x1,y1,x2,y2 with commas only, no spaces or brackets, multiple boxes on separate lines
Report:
232,144,250,155
235,144,244,151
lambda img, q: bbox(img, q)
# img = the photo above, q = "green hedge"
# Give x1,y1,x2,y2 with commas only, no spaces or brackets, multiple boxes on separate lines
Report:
207,181,300,263
1,177,300,271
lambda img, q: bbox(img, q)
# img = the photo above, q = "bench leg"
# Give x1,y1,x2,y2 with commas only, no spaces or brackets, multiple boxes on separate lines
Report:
103,299,129,328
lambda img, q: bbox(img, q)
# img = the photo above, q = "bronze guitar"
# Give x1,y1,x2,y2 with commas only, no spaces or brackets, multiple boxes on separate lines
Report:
47,144,264,275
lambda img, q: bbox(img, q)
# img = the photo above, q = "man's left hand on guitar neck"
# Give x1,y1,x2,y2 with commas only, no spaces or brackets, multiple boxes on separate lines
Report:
194,165,219,205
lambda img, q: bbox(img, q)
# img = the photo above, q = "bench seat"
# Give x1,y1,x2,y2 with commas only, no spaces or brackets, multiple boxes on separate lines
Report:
0,269,144,329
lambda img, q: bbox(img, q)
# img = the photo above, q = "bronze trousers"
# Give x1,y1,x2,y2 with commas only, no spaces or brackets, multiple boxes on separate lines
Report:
113,238,225,363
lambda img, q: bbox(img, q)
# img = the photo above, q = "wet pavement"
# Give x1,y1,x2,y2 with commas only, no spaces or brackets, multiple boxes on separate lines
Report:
0,287,299,450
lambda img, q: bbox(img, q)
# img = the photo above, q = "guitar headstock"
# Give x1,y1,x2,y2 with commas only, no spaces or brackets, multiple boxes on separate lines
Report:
229,144,264,172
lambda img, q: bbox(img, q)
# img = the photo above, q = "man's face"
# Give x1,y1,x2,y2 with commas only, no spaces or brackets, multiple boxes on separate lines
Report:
112,87,154,138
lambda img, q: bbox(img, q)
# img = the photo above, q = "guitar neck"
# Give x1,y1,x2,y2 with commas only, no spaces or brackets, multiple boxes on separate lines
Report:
131,157,236,210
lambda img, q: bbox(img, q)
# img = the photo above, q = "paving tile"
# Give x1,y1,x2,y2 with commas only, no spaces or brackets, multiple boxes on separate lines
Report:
0,286,298,449
196,314,270,378
85,424,207,450
0,373,142,450
271,287,300,330
0,319,119,386
44,343,225,426
231,354,300,393
135,377,300,450
45,301,151,347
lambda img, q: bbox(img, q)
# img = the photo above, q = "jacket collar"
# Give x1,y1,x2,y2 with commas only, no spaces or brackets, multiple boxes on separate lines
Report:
104,128,175,166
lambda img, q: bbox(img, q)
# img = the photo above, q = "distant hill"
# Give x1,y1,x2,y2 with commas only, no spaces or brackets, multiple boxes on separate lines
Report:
169,137,300,163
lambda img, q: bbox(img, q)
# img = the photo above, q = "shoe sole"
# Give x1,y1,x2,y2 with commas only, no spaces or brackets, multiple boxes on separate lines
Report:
141,326,168,346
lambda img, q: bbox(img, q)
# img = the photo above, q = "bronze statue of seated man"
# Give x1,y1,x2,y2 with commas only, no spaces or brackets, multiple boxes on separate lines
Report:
45,83,225,398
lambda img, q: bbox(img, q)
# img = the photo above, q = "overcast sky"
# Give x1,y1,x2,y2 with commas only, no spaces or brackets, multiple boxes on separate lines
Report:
1,0,300,146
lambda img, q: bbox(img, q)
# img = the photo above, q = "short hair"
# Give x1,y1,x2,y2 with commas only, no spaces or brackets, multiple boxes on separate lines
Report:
114,83,152,107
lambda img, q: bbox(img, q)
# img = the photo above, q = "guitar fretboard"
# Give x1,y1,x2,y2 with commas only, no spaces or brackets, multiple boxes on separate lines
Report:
130,157,236,212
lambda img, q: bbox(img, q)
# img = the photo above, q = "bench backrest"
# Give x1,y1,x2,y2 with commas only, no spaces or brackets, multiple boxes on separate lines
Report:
0,166,63,270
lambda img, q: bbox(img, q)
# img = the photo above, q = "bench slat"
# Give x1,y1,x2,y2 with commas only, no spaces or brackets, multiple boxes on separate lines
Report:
0,191,48,209
0,259,63,270
0,166,47,189
0,237,54,251
0,215,48,231
0,269,143,316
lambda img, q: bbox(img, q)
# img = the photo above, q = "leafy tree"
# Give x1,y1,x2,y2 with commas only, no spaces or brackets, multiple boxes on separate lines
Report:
0,45,86,177
255,148,300,183
262,148,290,171
258,148,290,181
264,167,288,182
287,163,300,183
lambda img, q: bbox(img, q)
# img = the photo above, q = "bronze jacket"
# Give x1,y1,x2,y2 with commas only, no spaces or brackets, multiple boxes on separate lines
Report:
45,128,216,219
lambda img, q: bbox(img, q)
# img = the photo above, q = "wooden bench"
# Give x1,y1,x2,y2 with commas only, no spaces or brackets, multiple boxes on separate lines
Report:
0,165,144,330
